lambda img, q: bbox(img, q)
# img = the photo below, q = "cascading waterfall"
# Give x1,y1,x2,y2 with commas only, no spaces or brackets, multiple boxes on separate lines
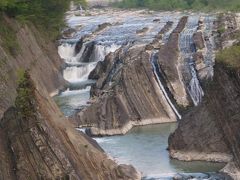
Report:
60,41,120,84
151,51,182,120
63,63,97,83
179,16,204,106
90,43,121,62
58,43,76,61
188,64,204,106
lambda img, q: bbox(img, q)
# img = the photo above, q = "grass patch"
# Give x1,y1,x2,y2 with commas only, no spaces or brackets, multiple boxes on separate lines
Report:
216,45,240,69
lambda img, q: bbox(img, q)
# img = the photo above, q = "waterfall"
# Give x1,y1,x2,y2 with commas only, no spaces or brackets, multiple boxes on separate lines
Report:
72,43,87,63
63,62,97,83
179,16,204,106
188,64,204,106
58,43,76,61
90,43,121,62
59,39,120,84
151,52,182,120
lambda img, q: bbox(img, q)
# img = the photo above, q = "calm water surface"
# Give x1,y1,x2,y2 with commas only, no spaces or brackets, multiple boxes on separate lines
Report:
94,123,225,177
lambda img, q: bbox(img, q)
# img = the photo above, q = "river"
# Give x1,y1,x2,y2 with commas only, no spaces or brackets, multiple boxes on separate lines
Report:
55,7,226,179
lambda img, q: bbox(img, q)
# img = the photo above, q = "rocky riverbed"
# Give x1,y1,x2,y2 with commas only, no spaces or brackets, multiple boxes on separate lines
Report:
54,6,239,179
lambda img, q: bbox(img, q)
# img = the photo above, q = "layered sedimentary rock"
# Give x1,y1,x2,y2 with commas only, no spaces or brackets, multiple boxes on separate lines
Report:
168,64,240,177
0,15,140,179
71,14,217,136
168,14,240,179
156,16,189,107
0,72,140,179
74,18,194,136
78,45,177,136
0,16,66,119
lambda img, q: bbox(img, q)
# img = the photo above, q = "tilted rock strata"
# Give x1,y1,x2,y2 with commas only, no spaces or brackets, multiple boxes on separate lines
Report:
168,64,240,178
77,45,177,136
0,16,66,120
0,72,140,179
157,16,190,107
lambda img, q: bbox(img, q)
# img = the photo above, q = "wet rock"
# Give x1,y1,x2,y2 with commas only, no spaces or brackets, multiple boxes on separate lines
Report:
193,31,205,50
62,28,77,38
96,22,112,32
81,41,95,62
136,27,149,34
153,18,160,22
75,38,84,55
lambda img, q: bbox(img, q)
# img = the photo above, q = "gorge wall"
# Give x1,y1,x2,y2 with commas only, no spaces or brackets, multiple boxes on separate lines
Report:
168,63,240,178
0,15,140,179
0,16,66,120
168,14,240,179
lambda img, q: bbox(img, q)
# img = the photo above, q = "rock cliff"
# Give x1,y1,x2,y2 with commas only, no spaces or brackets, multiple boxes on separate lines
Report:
168,14,240,179
0,71,140,179
0,16,66,120
0,15,140,179
168,63,240,178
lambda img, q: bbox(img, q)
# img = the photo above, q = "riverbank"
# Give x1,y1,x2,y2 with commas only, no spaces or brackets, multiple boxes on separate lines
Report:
94,123,229,179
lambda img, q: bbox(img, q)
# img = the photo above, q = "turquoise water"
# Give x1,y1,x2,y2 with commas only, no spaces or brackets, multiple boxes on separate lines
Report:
94,123,226,178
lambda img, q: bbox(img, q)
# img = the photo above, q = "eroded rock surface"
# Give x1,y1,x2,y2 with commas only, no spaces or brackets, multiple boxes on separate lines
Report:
0,16,66,120
168,14,240,179
0,72,140,179
78,46,177,136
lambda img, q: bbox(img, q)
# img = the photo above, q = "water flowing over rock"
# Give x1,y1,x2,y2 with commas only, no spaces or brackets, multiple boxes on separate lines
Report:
168,14,240,179
168,63,240,178
58,8,217,136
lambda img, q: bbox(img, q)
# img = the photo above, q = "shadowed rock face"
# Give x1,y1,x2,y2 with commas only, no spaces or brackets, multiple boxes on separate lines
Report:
168,14,240,179
0,72,140,180
168,64,240,175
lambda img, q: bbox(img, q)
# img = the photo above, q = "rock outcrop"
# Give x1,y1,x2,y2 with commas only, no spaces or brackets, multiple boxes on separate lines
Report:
77,45,178,136
0,71,140,179
73,16,214,136
156,16,189,107
168,14,240,179
0,16,66,120
0,15,140,180
168,63,240,177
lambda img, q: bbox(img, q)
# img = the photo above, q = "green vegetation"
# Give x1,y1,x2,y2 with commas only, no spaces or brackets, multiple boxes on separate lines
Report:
0,0,87,40
216,45,240,69
115,0,240,11
15,70,35,119
0,16,19,56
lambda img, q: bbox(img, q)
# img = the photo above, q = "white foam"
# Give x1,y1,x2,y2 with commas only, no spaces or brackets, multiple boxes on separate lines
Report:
60,86,91,96
58,43,76,61
63,62,97,83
